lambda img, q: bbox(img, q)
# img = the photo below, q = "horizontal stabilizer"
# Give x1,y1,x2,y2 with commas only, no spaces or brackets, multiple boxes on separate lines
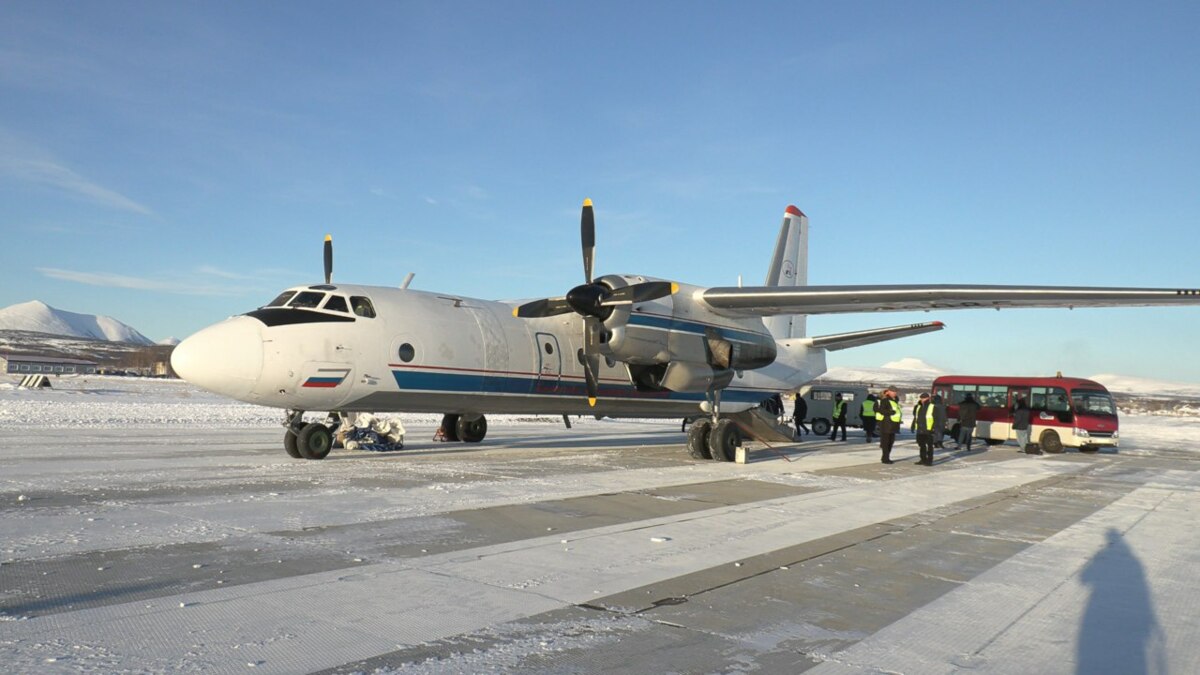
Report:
702,284,1200,316
806,321,945,352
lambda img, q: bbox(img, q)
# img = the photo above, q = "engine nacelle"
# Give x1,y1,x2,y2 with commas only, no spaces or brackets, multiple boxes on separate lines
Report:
629,362,735,393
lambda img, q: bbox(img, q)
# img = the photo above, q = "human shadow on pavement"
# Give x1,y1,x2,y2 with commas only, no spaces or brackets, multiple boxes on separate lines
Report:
1076,527,1166,675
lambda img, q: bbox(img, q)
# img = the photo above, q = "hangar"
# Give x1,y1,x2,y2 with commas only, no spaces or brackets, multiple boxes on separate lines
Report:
1,354,98,375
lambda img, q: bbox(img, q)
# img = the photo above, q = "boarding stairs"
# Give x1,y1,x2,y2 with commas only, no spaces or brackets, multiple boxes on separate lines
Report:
728,407,796,444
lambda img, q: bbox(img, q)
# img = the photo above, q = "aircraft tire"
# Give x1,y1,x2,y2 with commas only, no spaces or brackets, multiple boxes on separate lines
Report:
811,418,830,436
456,415,487,443
297,423,333,460
686,420,713,460
284,430,301,459
708,419,739,462
440,414,461,442
1039,429,1064,454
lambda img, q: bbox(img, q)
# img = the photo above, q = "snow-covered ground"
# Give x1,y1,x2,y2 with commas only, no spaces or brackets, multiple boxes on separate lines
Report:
2,376,1199,673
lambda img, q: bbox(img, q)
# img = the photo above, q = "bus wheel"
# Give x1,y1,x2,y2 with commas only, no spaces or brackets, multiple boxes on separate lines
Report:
1039,430,1064,454
687,420,713,460
811,418,830,436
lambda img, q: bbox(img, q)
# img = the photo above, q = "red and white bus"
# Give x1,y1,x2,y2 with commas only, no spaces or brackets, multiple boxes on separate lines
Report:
931,375,1119,453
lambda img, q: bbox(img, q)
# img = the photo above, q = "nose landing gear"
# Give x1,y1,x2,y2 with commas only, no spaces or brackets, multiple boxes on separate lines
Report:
283,409,341,460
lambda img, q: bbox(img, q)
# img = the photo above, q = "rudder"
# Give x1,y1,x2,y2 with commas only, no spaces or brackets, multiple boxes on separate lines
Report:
764,205,809,339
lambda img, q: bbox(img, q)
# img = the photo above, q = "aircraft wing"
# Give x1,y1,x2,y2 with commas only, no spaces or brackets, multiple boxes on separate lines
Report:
701,284,1200,317
806,321,945,352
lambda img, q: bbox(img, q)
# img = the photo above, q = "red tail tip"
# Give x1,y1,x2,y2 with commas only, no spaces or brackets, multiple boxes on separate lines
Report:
785,205,805,217
933,321,945,326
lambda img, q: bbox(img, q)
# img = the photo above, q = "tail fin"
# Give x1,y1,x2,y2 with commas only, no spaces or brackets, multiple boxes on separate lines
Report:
764,205,809,339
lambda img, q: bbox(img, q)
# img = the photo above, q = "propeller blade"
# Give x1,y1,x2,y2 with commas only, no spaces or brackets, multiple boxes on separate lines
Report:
323,234,333,284
583,317,603,407
600,281,679,306
581,198,595,284
512,297,573,318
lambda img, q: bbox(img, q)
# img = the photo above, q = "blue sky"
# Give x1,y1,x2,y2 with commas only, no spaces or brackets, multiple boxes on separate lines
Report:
2,2,1198,382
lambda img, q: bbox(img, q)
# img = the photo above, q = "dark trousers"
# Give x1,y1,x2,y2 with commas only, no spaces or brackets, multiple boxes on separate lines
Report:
879,431,896,462
958,425,975,450
830,417,847,440
862,417,877,442
917,432,934,464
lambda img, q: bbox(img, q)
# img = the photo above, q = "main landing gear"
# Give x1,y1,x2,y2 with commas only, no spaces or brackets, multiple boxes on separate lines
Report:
685,390,742,462
283,409,342,460
435,413,488,443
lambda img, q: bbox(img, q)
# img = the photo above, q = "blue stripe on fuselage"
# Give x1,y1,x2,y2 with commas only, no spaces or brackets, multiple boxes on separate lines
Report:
390,369,767,404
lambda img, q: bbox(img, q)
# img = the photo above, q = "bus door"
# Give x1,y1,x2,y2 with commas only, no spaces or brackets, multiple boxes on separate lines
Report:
973,384,1009,441
1005,386,1031,441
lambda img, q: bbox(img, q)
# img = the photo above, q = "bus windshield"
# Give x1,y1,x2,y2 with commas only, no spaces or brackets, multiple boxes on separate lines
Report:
1073,390,1117,416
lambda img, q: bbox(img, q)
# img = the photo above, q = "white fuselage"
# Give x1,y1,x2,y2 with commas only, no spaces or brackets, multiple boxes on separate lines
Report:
171,279,828,418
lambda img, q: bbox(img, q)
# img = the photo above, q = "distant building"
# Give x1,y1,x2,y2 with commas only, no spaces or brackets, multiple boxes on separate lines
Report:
1,354,98,375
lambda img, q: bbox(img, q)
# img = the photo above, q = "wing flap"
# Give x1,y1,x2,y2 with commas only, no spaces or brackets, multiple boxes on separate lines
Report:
703,284,1200,317
806,321,945,352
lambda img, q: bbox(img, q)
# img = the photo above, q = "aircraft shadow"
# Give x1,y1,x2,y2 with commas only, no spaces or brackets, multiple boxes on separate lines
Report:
1076,528,1166,675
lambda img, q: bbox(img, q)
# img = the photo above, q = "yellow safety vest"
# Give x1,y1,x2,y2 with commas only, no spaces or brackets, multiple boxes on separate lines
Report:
875,400,901,423
861,399,876,417
833,400,846,418
913,402,935,432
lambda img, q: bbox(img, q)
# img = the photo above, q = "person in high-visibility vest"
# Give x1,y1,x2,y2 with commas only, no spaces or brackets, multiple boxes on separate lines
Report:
912,392,937,465
875,389,902,464
829,393,848,441
860,394,878,443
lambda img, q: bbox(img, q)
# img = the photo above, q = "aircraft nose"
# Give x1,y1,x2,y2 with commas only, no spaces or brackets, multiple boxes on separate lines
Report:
171,316,264,401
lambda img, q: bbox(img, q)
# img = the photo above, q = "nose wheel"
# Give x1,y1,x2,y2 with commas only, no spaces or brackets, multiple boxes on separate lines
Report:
282,410,340,460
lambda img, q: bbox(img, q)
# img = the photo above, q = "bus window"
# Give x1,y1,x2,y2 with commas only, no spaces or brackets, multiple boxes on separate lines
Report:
951,384,976,404
840,392,858,402
976,385,1007,408
812,391,832,401
1073,390,1117,416
1032,386,1072,422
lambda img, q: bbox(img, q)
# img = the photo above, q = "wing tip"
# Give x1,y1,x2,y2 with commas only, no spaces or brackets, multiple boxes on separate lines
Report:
785,205,805,217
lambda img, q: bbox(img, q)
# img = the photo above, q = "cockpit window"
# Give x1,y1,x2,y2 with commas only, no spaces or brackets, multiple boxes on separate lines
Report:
265,291,296,307
350,296,376,318
323,295,349,313
289,291,327,309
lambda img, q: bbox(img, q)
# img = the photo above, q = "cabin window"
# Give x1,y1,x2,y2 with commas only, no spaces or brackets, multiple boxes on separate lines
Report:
265,291,297,307
323,295,349,313
288,291,326,309
350,296,376,318
544,341,554,355
20,365,30,371
398,343,415,362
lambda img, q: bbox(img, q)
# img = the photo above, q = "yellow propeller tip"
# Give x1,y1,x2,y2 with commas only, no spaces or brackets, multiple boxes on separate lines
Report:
588,397,597,407
671,282,680,294
583,198,593,207
511,307,519,317
324,234,332,241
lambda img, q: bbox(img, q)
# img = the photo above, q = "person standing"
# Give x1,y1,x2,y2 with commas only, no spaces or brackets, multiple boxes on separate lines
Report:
875,389,902,464
792,393,809,437
913,392,936,465
1012,393,1035,453
860,394,878,443
932,394,948,449
956,393,981,451
829,393,848,441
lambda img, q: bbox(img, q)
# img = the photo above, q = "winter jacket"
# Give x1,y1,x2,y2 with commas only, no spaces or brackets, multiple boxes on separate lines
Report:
958,398,981,427
1011,401,1032,431
876,398,902,434
793,397,808,421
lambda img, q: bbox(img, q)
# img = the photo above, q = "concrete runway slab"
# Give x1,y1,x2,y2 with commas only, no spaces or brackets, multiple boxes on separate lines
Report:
2,421,1198,674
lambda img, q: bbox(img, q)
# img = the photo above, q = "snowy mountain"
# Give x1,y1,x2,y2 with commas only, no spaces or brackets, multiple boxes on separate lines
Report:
880,357,945,374
157,337,181,346
1089,374,1200,399
0,300,154,345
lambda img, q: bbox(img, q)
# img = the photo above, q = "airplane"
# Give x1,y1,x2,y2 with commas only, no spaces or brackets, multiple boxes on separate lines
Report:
170,200,1200,461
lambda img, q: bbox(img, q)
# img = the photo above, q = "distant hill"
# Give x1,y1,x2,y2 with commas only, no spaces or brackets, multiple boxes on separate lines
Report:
0,300,154,345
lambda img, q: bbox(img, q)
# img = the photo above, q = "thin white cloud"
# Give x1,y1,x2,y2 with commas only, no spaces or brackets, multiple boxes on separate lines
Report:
196,265,253,280
2,157,154,216
0,129,153,216
38,268,241,296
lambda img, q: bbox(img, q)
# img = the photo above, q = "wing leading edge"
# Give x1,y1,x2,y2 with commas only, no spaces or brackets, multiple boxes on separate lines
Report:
702,284,1200,317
